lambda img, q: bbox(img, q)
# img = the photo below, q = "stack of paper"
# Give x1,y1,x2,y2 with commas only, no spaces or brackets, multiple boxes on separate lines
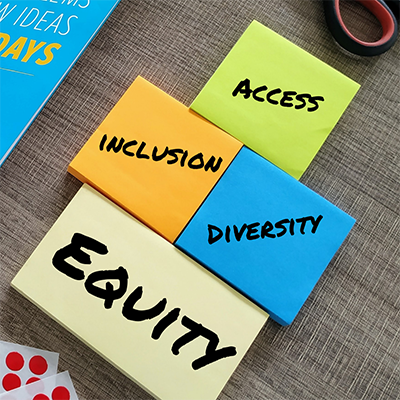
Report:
12,185,268,400
176,146,355,325
190,20,360,179
68,77,242,243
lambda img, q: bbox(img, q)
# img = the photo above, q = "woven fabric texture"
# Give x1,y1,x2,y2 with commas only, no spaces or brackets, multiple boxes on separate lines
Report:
0,0,399,399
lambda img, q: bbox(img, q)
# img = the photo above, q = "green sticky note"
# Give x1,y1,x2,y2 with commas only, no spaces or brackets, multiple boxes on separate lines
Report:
190,21,360,179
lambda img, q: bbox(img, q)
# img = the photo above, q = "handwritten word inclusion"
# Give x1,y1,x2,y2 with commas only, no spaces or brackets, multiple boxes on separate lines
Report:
99,134,224,173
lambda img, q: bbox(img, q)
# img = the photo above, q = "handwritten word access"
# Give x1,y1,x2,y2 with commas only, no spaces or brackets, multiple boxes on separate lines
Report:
232,78,325,112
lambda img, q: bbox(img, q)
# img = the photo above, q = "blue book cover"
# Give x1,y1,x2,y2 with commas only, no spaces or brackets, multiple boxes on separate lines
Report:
0,0,120,166
176,147,356,326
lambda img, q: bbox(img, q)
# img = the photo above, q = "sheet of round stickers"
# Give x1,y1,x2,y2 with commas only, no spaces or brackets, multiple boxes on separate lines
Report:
0,371,78,400
0,341,58,394
0,341,78,400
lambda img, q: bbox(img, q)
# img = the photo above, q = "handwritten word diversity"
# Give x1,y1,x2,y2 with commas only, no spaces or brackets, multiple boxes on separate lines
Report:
208,215,323,244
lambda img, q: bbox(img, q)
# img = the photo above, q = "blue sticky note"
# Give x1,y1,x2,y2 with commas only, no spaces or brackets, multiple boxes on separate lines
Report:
176,147,355,325
0,0,120,166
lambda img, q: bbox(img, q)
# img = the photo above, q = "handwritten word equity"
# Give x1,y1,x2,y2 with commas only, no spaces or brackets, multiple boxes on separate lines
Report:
99,134,224,173
52,233,237,370
208,215,323,244
232,78,325,112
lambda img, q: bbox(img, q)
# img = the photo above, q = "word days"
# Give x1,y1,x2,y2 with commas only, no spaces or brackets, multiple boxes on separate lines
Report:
52,233,237,370
0,32,60,65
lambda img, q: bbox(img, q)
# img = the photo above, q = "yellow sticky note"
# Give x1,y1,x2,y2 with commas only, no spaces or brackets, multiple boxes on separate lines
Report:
68,76,242,243
12,184,268,400
190,20,360,179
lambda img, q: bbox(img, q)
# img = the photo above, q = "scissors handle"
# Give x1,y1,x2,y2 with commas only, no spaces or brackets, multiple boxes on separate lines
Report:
323,0,399,56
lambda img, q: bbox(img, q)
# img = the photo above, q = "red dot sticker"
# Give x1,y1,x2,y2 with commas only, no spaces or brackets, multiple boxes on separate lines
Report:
33,394,50,400
52,386,70,400
2,373,21,391
26,377,41,385
29,355,48,375
5,352,24,371
26,377,45,396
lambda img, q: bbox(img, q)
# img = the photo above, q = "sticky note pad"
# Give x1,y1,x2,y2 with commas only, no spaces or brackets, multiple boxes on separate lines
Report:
68,76,242,243
12,184,268,400
190,20,360,179
176,147,355,325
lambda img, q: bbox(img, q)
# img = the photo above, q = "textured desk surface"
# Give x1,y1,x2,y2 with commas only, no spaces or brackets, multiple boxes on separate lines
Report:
1,1,399,399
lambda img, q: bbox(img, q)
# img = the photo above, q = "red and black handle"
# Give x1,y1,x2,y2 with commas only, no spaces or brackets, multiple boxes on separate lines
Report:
323,0,399,56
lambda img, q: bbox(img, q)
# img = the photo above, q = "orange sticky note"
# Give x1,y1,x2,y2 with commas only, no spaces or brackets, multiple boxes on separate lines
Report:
68,77,242,243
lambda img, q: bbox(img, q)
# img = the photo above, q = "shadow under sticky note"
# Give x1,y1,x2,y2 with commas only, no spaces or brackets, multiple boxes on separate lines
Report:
11,184,268,400
176,147,355,326
68,76,242,243
190,20,360,180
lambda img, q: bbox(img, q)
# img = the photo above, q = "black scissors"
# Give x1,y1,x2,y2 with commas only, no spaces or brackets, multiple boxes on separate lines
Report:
324,0,399,56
